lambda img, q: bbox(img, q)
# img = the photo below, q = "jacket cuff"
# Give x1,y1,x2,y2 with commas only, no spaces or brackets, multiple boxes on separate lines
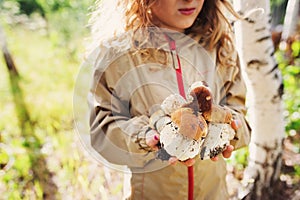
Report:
225,107,251,150
135,126,153,152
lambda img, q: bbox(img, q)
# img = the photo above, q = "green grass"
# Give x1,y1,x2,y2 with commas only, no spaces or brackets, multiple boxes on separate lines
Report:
0,24,123,199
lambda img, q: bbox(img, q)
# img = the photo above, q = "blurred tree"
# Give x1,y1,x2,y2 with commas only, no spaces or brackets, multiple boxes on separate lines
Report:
233,0,285,199
270,0,288,27
1,24,58,199
281,0,299,43
0,25,19,76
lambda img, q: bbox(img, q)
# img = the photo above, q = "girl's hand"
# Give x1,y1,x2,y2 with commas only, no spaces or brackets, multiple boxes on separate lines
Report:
146,129,196,166
211,119,241,161
210,145,234,161
166,145,234,165
145,130,160,151
231,119,242,130
168,157,195,167
146,131,196,166
151,119,242,162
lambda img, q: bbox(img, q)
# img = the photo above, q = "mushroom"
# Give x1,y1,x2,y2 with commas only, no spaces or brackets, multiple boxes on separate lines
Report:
157,81,235,161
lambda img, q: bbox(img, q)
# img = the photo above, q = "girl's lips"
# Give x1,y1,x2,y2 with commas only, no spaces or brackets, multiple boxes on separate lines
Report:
178,8,196,15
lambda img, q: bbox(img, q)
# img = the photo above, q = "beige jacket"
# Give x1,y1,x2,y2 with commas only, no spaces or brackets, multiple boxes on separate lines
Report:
89,31,251,200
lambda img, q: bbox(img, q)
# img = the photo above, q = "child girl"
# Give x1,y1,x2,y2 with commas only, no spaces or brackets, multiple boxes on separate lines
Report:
88,0,251,199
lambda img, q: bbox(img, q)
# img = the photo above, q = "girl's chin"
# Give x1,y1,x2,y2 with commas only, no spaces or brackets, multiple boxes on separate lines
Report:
178,22,196,29
157,22,195,32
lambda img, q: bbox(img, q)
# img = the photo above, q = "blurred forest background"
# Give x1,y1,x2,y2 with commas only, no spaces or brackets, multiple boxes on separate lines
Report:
0,0,299,199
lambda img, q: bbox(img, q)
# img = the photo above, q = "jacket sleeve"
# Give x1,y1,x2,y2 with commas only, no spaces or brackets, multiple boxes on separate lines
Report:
219,56,252,150
89,54,156,168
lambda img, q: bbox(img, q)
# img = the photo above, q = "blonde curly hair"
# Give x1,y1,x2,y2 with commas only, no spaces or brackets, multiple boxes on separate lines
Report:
89,0,239,66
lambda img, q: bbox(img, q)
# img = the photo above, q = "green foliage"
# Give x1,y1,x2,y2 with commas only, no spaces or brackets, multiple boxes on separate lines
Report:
13,0,45,16
1,0,94,58
271,0,287,6
45,0,93,57
294,165,300,178
0,22,123,198
36,0,94,54
1,0,93,16
0,148,10,168
227,147,249,176
276,40,300,137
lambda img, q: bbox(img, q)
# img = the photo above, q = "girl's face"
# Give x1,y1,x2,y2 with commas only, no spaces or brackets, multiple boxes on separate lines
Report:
151,0,204,32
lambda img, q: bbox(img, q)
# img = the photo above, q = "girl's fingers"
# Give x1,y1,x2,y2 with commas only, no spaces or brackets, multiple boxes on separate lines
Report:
168,157,178,165
145,130,160,148
154,134,160,141
231,119,241,130
222,145,234,158
181,158,195,167
168,157,195,166
211,156,218,161
211,145,234,161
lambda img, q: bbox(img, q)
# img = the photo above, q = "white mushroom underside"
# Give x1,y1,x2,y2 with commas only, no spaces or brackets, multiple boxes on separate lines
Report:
160,122,235,161
161,94,187,115
160,121,203,161
200,123,235,160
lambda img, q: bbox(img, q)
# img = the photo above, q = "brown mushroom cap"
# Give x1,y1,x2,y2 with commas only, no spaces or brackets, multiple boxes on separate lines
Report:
202,104,232,123
171,107,208,140
182,82,213,115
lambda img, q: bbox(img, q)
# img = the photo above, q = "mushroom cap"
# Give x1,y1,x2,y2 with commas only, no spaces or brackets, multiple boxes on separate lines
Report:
171,107,208,140
187,81,213,113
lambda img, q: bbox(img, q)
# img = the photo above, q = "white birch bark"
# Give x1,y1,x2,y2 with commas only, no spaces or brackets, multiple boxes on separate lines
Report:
233,0,285,199
281,0,299,42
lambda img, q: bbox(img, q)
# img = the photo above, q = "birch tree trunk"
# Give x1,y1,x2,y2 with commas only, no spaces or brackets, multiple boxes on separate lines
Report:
281,0,299,42
233,0,285,199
